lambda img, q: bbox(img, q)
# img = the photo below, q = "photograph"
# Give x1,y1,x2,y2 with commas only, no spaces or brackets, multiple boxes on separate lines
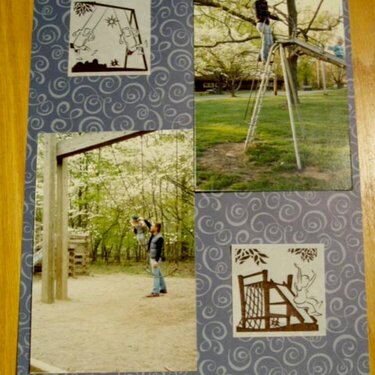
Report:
194,0,352,191
29,130,197,373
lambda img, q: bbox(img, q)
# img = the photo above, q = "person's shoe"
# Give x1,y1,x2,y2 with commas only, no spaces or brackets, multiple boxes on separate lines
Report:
160,289,167,294
146,293,160,298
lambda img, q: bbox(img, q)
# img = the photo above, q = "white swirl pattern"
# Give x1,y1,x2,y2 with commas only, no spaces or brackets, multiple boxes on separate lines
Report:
196,192,369,373
194,4,370,370
18,1,370,375
18,0,194,374
195,5,369,371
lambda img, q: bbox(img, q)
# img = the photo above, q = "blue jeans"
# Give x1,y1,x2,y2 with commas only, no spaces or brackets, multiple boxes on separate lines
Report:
256,22,273,62
151,262,166,294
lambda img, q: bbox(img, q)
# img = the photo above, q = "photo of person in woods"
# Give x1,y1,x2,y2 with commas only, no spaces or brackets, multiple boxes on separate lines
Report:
30,130,196,373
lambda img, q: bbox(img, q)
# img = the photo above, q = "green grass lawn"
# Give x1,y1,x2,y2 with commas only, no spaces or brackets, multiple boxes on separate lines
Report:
195,89,352,191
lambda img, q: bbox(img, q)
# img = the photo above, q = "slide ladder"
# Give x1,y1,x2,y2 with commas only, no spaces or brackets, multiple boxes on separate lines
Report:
243,37,345,169
244,43,279,151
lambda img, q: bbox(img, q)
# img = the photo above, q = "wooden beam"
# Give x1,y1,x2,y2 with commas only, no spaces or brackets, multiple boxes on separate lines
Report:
55,158,69,300
56,131,153,160
78,1,134,12
41,134,57,304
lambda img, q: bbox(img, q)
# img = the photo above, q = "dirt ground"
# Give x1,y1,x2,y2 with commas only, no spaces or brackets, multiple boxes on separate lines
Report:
31,273,197,373
198,142,332,183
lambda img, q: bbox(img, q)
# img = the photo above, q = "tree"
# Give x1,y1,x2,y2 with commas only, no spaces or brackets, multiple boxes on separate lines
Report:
328,65,345,89
35,131,195,266
195,42,257,96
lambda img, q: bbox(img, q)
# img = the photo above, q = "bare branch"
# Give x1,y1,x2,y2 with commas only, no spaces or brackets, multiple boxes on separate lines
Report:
195,35,260,49
307,27,334,32
298,16,342,42
194,0,257,25
305,0,325,34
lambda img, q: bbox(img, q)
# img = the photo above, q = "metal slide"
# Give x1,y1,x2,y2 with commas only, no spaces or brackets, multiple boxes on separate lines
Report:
279,38,346,67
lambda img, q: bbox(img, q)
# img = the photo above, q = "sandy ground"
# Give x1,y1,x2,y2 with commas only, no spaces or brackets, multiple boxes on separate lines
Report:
30,273,197,373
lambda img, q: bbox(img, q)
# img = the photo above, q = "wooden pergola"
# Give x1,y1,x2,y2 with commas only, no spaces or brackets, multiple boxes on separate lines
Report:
41,130,152,303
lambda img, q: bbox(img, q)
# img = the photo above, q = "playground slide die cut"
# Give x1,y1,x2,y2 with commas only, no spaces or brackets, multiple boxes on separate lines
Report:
232,244,326,337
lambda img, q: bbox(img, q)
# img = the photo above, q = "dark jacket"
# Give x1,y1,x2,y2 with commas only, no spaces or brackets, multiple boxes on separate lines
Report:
254,0,279,25
148,233,164,262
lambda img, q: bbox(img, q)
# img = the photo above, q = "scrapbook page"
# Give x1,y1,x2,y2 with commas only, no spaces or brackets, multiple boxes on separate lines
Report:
18,0,369,374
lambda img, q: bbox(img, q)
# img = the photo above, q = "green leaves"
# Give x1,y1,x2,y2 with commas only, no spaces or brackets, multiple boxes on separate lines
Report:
288,247,318,262
235,248,269,266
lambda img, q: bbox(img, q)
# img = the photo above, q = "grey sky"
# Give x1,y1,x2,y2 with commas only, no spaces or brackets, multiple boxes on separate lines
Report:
280,0,343,16
299,0,343,13
265,0,343,18
272,0,345,39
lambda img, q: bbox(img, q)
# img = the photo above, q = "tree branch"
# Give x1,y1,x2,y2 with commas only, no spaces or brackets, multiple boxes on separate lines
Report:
194,0,257,25
195,35,260,48
305,0,325,34
305,24,341,32
298,17,342,42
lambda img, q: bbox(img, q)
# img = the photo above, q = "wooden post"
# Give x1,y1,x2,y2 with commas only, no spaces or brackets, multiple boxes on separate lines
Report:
56,158,69,300
280,45,302,170
286,274,293,328
41,134,57,303
238,275,246,329
263,270,270,330
273,63,278,96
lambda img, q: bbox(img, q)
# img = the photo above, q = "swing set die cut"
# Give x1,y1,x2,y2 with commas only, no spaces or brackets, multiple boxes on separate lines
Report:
68,0,151,76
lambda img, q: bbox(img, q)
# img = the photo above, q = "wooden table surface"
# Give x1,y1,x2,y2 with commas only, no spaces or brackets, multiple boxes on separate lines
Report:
0,0,374,373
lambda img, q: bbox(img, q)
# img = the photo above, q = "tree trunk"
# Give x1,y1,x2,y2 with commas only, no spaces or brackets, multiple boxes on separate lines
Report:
287,0,299,103
288,53,299,103
273,70,278,96
91,238,100,262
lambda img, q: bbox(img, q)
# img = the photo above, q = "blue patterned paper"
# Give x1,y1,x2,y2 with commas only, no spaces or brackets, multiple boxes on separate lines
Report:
18,0,194,374
18,0,369,374
194,0,369,373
